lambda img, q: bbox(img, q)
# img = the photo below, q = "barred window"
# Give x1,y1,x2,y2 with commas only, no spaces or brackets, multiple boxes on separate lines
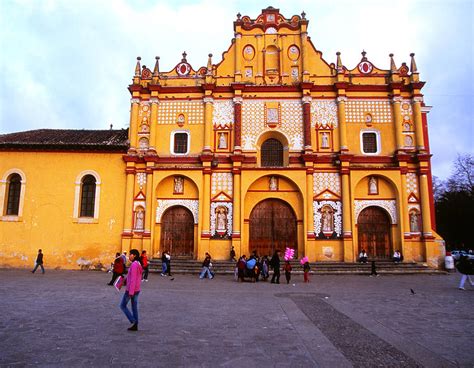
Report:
261,138,283,167
6,173,21,215
80,175,96,217
362,132,378,154
173,133,188,154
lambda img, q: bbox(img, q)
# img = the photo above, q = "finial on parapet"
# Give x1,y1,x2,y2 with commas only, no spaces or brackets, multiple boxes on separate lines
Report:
207,54,213,74
153,56,160,76
410,53,418,73
301,11,306,19
389,53,398,73
361,50,367,61
237,12,241,20
182,51,187,62
336,51,344,73
135,57,141,77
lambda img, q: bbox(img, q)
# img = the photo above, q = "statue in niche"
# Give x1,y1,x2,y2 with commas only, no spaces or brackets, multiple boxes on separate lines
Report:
269,176,278,191
321,132,329,148
216,207,227,232
404,135,413,147
218,133,227,149
368,177,378,195
321,206,334,233
410,211,420,233
135,208,144,230
174,176,184,194
139,137,148,149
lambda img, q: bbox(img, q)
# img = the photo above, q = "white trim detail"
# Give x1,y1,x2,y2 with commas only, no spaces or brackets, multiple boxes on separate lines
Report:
73,170,101,221
0,168,27,219
313,201,342,237
210,202,233,237
354,200,397,224
360,129,381,155
156,199,199,224
170,130,190,155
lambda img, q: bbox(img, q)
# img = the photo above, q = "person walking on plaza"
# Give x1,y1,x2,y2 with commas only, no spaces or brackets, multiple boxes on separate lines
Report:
108,253,124,285
141,250,149,282
370,260,379,277
120,249,143,331
31,249,45,274
200,252,213,279
284,260,292,284
456,254,474,290
270,250,281,284
161,251,168,276
165,251,172,276
230,246,236,262
303,260,311,283
121,251,128,274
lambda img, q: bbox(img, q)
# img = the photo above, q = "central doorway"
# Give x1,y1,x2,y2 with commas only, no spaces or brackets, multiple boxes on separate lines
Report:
249,199,297,257
160,206,194,258
357,206,392,259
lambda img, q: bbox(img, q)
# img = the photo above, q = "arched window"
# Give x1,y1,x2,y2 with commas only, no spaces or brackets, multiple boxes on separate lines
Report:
80,175,96,217
261,138,283,167
6,173,21,215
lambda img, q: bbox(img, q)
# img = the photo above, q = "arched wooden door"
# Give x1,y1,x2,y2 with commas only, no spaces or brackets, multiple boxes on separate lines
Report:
160,206,194,258
249,199,297,257
357,206,392,259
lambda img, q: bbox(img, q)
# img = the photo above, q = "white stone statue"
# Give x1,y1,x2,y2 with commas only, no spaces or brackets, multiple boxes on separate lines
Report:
269,176,278,191
174,176,184,194
321,132,329,148
135,208,144,230
218,133,227,149
216,207,227,231
369,177,377,194
410,212,420,232
321,207,333,233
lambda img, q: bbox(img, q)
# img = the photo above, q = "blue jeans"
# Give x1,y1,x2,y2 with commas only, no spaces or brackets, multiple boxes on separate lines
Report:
120,291,140,324
199,267,213,279
161,262,167,274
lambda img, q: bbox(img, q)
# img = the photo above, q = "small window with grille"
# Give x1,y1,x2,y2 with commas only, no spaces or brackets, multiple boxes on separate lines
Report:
172,132,189,154
361,132,379,154
261,138,283,167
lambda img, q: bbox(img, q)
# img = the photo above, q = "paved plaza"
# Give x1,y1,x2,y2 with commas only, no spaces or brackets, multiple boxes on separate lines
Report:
1,269,473,367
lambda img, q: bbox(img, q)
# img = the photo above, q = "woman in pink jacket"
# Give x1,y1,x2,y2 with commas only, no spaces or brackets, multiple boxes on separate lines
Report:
120,249,143,331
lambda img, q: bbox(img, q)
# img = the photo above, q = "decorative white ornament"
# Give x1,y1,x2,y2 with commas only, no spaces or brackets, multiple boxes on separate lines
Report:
345,100,392,123
313,201,342,236
354,200,397,224
311,100,338,128
157,101,204,125
211,173,233,197
136,173,147,190
156,200,199,224
210,202,233,237
313,173,341,196
213,101,235,129
406,173,418,194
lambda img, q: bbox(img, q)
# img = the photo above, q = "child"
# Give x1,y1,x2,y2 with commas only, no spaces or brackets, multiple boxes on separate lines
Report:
303,261,310,283
284,260,292,284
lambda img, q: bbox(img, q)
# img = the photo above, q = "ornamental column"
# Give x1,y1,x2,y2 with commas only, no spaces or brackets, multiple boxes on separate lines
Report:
203,97,214,153
129,98,140,151
232,167,242,252
234,32,242,82
399,169,410,258
233,97,242,151
144,168,153,241
201,167,212,241
122,167,135,250
336,96,348,151
300,30,309,81
256,35,263,84
341,167,353,262
392,96,404,151
149,97,159,152
306,168,315,244
302,96,312,152
412,97,425,151
419,172,433,238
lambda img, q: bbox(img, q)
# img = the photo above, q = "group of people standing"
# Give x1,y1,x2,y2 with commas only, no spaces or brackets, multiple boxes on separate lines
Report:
235,250,311,284
107,250,149,286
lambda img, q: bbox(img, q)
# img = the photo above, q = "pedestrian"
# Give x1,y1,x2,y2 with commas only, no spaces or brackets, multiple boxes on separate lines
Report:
31,249,45,274
141,250,149,282
270,250,281,284
108,252,124,285
303,261,310,283
165,251,172,276
230,246,236,262
121,251,128,274
237,255,246,282
359,249,368,263
456,254,474,290
161,251,168,276
393,250,401,263
119,249,143,331
284,260,292,284
261,255,269,281
370,260,379,277
200,252,213,279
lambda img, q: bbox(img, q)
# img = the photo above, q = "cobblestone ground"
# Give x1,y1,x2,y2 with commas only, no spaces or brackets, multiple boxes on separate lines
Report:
1,269,473,367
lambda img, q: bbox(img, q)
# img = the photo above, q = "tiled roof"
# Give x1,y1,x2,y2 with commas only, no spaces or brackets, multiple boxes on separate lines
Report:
0,129,129,152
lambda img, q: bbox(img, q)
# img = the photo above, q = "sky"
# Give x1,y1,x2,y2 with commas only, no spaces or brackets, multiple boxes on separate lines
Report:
0,0,472,180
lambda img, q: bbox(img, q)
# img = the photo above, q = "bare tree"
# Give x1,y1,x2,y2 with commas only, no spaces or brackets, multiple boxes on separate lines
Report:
447,154,474,193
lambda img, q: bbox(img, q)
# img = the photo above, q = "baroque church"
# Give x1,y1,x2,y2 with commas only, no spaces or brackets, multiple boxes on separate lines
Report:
0,7,445,269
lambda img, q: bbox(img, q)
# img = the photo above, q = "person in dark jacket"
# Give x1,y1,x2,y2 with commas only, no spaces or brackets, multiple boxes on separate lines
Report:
31,249,45,274
270,250,281,284
456,255,474,290
108,252,124,285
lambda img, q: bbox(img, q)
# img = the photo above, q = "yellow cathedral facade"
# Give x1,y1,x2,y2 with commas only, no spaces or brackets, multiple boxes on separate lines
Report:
0,8,445,269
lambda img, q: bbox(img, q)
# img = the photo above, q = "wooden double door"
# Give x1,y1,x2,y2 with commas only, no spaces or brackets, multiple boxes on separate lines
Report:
357,206,392,259
249,199,297,257
160,206,194,258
